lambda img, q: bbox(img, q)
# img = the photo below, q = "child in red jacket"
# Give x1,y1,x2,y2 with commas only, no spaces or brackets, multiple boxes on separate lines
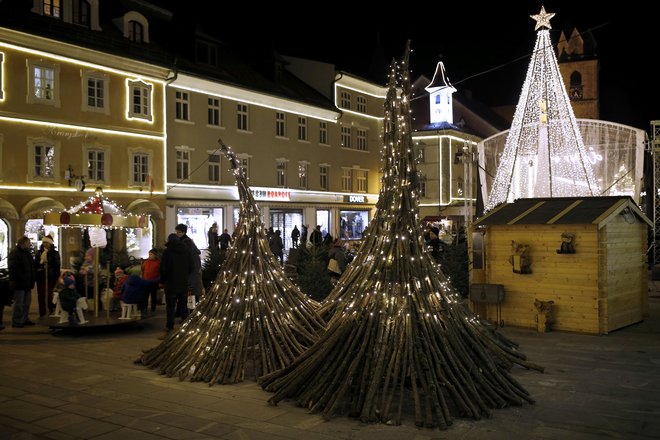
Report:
141,249,161,313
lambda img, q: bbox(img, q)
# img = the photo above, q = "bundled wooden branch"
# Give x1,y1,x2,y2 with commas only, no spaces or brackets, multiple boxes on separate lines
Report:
138,142,326,384
260,43,541,429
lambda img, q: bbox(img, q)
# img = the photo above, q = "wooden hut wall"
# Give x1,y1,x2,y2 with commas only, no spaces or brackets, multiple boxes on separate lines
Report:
600,214,648,333
483,224,601,333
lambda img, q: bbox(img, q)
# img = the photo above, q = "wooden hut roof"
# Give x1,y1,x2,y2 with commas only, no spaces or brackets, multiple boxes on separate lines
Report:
473,196,652,229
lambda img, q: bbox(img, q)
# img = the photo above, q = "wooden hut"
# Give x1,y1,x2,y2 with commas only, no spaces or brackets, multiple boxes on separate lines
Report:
469,196,651,334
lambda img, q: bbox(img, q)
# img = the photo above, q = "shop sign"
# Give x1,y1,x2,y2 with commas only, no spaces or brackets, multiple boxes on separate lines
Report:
344,195,366,203
252,189,291,201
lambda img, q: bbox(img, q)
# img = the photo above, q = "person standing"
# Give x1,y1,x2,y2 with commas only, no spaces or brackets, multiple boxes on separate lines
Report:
310,225,323,246
207,223,219,250
34,234,61,318
290,225,300,249
300,224,308,247
269,230,284,265
160,233,193,337
219,228,232,252
175,224,203,302
141,249,161,313
8,236,36,328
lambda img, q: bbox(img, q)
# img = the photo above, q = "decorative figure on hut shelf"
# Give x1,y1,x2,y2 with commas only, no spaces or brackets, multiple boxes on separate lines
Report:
556,232,576,254
509,240,531,274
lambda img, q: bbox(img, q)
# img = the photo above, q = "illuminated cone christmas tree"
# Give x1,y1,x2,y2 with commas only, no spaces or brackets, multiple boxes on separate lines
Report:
260,44,540,429
139,142,325,383
485,6,600,211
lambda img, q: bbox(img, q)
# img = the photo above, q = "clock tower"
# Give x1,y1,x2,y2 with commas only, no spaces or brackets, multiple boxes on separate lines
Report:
557,27,599,119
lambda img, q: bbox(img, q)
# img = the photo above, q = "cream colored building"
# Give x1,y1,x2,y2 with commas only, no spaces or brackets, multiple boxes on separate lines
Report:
0,4,169,266
165,60,386,250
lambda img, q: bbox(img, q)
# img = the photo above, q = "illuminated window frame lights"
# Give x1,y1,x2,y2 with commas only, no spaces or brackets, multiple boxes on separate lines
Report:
171,76,338,123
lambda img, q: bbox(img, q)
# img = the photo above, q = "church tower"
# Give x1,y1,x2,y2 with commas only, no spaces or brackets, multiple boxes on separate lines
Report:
557,27,599,119
425,62,456,124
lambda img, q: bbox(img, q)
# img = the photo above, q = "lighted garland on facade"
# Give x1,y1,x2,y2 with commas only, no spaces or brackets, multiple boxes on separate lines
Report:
43,187,148,229
138,142,326,384
260,43,541,430
485,6,600,211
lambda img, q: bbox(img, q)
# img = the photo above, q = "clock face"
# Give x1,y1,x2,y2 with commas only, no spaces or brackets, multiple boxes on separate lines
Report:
570,87,583,100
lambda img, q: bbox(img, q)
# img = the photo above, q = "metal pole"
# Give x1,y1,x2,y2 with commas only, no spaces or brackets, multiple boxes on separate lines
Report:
94,247,99,318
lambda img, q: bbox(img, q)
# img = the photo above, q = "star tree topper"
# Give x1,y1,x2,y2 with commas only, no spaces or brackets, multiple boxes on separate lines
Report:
531,6,555,31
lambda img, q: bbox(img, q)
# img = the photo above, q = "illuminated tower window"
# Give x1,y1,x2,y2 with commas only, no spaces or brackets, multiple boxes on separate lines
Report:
43,0,61,19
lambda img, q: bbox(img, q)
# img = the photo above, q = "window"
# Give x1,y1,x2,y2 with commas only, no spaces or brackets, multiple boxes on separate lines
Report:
356,169,368,193
121,11,149,42
34,142,56,179
83,73,108,112
208,97,220,126
356,128,368,151
341,126,351,148
196,40,218,66
416,146,425,163
208,152,220,183
43,0,61,18
175,90,190,121
128,20,144,43
86,149,105,182
276,112,286,137
127,80,152,121
72,0,90,27
419,179,427,197
297,117,307,141
237,103,249,131
319,165,329,191
357,96,367,113
298,162,309,189
319,121,328,145
131,152,149,185
34,66,54,100
175,148,190,181
340,91,351,109
276,160,287,187
341,168,352,192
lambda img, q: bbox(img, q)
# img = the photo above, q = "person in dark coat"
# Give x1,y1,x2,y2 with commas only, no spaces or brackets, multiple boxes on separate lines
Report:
207,222,219,250
310,225,323,246
219,229,232,251
175,223,203,302
160,233,193,334
8,236,36,328
34,234,61,317
290,225,300,249
300,224,308,247
269,230,284,265
120,275,150,306
59,275,81,325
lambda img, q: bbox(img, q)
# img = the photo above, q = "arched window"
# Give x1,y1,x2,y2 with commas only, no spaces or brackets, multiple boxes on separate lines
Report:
72,0,90,27
128,20,144,43
435,94,441,104
570,71,582,87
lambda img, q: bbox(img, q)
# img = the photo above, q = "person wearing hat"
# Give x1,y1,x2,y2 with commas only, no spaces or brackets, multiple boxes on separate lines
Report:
328,238,348,275
175,223,203,302
35,234,61,317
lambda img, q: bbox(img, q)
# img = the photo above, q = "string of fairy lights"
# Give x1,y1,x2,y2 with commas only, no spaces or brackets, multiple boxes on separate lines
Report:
485,7,600,211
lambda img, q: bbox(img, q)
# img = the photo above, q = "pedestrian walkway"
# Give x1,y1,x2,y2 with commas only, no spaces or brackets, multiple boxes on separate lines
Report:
1,298,659,439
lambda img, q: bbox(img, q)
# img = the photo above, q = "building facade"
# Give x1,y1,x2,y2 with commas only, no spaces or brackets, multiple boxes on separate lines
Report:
165,50,386,251
0,1,169,266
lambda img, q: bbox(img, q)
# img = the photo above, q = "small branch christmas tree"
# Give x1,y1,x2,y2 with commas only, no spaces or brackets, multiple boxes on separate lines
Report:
485,6,600,211
139,142,326,383
260,42,541,429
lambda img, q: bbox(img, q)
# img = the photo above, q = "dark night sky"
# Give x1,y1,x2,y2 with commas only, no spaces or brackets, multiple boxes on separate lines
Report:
205,1,655,130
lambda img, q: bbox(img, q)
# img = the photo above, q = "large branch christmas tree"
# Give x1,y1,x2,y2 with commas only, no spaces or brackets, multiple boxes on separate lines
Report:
485,6,600,211
139,143,326,383
260,43,541,429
